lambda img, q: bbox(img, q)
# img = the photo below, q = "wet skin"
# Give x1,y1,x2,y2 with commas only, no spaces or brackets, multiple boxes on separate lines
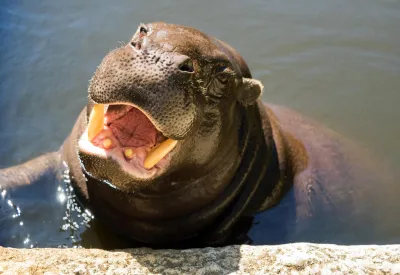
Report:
0,22,397,248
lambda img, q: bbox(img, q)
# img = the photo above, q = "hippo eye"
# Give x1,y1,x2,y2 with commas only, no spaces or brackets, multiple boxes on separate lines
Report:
216,66,228,73
216,65,231,83
179,60,194,73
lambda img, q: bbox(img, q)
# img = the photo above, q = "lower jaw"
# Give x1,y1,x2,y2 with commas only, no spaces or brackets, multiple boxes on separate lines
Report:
79,141,157,178
78,133,171,180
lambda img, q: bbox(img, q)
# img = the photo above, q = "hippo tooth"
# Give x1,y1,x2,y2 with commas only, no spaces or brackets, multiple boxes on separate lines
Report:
124,148,135,159
102,138,113,149
144,139,177,169
88,104,105,141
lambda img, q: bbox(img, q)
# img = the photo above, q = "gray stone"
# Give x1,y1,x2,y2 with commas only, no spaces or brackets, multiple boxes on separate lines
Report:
0,243,399,274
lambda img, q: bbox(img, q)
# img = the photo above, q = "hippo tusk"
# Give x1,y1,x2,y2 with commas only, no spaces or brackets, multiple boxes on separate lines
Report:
144,139,178,169
88,104,105,141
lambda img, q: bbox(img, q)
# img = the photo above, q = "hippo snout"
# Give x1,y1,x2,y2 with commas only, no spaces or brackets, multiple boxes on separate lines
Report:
131,38,194,73
88,44,199,140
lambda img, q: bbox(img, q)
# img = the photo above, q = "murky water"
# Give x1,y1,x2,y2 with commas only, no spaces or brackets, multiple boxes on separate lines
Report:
0,0,399,248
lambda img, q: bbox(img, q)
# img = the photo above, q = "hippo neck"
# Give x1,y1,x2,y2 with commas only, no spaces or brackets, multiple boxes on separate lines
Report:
198,102,281,245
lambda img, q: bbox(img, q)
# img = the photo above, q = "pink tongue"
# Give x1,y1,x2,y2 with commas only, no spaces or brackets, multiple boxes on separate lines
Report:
107,107,157,147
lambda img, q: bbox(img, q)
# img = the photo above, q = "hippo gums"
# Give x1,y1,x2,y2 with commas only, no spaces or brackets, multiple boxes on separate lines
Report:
0,22,396,247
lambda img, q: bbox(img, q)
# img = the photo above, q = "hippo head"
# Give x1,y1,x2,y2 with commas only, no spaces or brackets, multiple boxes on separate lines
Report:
78,22,263,193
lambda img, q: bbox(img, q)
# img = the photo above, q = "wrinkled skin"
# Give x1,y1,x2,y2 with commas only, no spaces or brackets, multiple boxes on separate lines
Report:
0,22,397,247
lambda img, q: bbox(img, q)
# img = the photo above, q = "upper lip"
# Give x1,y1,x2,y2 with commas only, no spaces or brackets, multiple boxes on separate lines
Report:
87,102,164,140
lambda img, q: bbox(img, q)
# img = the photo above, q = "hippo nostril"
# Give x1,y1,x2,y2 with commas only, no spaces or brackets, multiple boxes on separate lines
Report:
178,59,194,73
139,26,147,35
130,41,141,50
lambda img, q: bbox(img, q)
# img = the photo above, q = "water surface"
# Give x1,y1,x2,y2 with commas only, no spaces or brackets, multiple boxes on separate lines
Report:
0,0,399,248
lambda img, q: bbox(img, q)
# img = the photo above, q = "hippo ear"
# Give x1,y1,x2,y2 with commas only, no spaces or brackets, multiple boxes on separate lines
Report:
237,78,264,105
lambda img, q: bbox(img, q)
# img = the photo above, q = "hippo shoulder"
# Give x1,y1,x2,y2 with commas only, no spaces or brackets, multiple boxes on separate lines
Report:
259,102,395,242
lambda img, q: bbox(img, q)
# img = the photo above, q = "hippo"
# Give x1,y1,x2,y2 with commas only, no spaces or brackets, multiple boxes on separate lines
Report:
0,22,396,248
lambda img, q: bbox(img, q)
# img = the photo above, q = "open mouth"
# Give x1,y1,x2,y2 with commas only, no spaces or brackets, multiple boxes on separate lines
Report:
78,103,178,178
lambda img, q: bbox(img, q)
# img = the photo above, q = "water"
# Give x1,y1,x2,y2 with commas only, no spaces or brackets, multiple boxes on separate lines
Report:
0,0,399,248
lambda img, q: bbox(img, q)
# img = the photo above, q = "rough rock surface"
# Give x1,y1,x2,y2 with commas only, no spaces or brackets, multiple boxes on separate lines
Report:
0,243,399,274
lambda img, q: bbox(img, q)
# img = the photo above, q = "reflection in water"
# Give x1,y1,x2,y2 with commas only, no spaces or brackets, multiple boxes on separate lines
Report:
0,164,95,248
0,185,32,248
58,164,94,248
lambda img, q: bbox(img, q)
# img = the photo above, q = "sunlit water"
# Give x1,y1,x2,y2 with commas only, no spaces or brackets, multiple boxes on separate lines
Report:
0,163,94,248
0,0,399,248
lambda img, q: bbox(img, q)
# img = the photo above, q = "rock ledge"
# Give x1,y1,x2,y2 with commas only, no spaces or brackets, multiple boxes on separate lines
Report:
1,243,399,274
